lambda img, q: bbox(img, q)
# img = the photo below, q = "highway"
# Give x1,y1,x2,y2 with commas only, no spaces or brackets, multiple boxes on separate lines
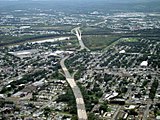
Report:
60,56,88,120
142,100,151,120
71,27,90,51
111,106,121,120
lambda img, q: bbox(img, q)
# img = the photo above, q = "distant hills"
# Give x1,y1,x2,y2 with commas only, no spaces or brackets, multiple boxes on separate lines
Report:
0,0,160,12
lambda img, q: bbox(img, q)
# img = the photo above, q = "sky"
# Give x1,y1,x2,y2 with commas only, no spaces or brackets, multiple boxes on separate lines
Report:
0,0,156,2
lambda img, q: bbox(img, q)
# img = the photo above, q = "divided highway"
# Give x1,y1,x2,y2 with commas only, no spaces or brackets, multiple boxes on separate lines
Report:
59,27,89,119
71,27,90,51
60,56,88,120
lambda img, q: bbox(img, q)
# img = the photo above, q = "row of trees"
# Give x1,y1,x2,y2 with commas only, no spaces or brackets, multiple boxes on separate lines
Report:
149,79,159,100
56,87,77,115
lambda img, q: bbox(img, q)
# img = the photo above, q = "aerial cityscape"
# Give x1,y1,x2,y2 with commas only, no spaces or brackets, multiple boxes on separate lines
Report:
0,0,160,120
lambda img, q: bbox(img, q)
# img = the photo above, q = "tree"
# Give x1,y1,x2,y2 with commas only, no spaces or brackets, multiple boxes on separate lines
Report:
149,79,158,100
44,107,51,118
88,113,100,120
99,102,108,113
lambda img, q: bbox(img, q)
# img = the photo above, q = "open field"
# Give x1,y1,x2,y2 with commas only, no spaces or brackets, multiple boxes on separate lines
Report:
82,35,120,51
0,26,16,29
32,25,74,31
120,37,139,42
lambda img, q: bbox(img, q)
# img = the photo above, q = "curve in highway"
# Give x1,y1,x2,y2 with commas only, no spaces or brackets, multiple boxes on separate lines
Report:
60,56,88,120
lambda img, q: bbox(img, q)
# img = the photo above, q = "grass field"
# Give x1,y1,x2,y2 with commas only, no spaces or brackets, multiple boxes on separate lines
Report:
32,25,74,32
120,38,139,42
59,37,80,50
0,26,16,29
82,35,120,51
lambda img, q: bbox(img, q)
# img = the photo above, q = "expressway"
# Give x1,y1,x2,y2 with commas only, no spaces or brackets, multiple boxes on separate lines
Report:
142,100,151,120
60,56,88,120
111,106,121,120
71,27,90,51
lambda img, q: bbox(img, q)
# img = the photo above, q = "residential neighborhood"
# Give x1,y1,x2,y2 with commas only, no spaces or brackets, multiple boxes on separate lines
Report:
0,0,160,120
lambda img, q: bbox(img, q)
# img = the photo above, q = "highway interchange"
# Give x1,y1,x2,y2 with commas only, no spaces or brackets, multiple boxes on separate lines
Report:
60,27,89,120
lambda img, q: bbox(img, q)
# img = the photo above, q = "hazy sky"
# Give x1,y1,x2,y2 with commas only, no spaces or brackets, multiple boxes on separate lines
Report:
0,0,156,2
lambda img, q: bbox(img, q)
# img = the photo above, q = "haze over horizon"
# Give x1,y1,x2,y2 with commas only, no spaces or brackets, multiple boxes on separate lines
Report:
0,0,157,2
